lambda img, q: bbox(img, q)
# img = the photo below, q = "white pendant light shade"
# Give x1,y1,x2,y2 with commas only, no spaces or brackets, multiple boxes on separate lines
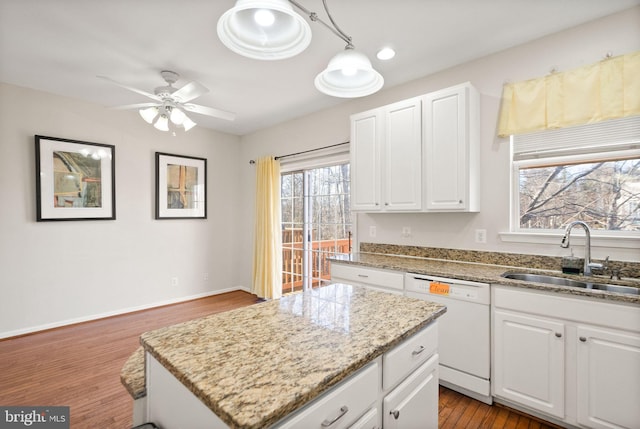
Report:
154,115,169,131
182,116,197,131
217,0,312,60
314,49,384,98
139,106,159,124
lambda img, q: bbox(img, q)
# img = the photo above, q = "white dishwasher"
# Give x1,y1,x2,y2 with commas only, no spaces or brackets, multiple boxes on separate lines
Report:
405,273,492,404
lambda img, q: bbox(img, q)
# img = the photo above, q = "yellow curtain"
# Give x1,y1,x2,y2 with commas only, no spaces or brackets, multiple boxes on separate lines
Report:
498,51,640,137
251,156,283,300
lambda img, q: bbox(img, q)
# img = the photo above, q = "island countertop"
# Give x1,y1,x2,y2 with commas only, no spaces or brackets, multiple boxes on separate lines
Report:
140,283,446,429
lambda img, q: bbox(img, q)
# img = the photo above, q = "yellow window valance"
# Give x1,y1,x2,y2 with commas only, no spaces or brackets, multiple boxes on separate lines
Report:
497,51,640,137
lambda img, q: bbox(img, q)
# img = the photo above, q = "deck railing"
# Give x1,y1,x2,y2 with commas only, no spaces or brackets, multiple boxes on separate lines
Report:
282,234,350,293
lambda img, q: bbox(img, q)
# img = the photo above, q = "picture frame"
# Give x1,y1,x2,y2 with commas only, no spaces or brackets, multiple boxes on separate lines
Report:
155,152,207,219
35,135,116,221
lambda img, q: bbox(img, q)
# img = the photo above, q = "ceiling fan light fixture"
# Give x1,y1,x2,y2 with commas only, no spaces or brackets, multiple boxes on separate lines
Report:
154,115,170,132
170,107,187,125
314,48,384,98
139,106,159,124
182,116,197,132
217,0,312,60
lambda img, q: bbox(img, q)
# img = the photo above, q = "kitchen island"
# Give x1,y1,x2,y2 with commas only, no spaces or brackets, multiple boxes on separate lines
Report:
140,283,446,428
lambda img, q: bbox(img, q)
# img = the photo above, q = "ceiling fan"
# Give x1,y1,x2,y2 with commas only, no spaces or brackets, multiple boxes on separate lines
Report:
98,70,236,132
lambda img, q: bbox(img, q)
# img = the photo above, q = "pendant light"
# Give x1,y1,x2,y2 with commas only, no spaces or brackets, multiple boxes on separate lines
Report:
217,0,384,97
314,46,383,98
217,0,312,60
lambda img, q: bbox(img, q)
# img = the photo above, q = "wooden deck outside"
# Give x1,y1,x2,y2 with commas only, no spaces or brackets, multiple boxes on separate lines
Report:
282,228,350,293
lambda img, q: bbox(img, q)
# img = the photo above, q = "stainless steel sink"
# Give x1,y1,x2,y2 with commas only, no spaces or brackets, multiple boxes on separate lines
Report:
501,272,640,296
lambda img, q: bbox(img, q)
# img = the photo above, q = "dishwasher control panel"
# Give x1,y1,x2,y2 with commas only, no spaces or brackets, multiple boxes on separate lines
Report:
406,274,490,304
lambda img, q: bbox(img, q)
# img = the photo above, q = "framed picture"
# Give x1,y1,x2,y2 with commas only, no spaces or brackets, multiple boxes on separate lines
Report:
35,135,116,221
155,152,207,219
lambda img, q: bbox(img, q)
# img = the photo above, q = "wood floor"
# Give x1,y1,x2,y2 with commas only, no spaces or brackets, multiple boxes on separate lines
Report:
1,291,559,429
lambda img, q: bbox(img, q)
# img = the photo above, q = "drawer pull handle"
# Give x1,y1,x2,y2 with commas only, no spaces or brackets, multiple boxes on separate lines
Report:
357,274,369,278
412,345,425,356
321,406,349,427
579,336,587,342
390,410,400,420
555,332,562,338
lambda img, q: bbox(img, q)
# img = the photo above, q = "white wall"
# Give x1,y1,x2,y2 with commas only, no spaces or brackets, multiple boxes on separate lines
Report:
0,83,243,337
238,8,640,289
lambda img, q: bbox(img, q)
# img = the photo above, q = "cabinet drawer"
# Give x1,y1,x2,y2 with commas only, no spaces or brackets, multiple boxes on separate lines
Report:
383,322,438,389
276,361,379,429
331,263,404,291
383,354,439,429
348,407,379,429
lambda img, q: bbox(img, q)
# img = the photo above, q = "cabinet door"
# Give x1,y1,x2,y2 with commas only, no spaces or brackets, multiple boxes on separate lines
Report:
576,326,640,429
493,310,565,419
423,83,479,212
383,97,422,211
383,354,439,429
350,110,382,211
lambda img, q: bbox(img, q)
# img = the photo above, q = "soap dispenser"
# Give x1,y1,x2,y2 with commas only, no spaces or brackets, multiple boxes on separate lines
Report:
561,248,584,274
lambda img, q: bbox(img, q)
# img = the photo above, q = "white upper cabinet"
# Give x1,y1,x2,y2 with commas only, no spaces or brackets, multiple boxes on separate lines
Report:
351,109,382,211
350,97,422,211
423,82,480,211
350,82,480,213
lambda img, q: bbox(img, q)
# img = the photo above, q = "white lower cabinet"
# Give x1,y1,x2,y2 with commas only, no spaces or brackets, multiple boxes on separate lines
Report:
493,310,565,419
383,354,439,429
331,263,404,295
492,286,640,429
348,407,380,429
576,326,640,429
277,361,379,429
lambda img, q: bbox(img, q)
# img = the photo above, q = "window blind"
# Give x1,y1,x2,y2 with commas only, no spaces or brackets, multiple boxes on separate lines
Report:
512,115,640,161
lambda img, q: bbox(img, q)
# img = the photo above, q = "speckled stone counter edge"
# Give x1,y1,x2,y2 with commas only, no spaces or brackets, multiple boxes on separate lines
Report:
360,243,640,278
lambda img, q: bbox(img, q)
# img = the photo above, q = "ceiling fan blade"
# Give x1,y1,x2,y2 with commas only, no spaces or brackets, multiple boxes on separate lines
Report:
109,102,159,110
97,75,162,101
172,81,209,103
182,103,236,121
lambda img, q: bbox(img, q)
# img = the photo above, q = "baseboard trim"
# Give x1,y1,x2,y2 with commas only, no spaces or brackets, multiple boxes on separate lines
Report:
1,286,252,340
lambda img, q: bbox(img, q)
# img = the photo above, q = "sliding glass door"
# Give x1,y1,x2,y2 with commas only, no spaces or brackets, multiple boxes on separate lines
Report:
281,163,351,294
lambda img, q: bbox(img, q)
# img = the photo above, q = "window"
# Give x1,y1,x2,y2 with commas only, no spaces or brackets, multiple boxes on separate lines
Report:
511,116,640,234
281,163,351,294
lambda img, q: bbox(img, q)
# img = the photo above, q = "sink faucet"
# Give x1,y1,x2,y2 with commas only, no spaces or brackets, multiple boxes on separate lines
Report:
560,221,603,276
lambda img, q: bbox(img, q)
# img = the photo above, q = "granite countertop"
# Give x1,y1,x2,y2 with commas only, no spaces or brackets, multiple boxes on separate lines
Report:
139,283,446,429
333,253,640,305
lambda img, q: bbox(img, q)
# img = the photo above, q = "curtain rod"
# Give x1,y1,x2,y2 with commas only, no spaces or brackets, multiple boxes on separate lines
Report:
249,141,349,164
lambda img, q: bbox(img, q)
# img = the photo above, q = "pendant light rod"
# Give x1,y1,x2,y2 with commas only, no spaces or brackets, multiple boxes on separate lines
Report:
288,0,354,48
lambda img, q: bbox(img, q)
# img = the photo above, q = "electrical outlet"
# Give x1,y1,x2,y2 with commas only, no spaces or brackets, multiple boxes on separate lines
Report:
402,226,411,237
171,277,179,287
203,272,209,282
475,229,487,244
369,226,377,237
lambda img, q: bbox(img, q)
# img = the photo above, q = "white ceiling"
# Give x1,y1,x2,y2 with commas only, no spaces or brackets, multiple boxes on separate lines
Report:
1,0,638,136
